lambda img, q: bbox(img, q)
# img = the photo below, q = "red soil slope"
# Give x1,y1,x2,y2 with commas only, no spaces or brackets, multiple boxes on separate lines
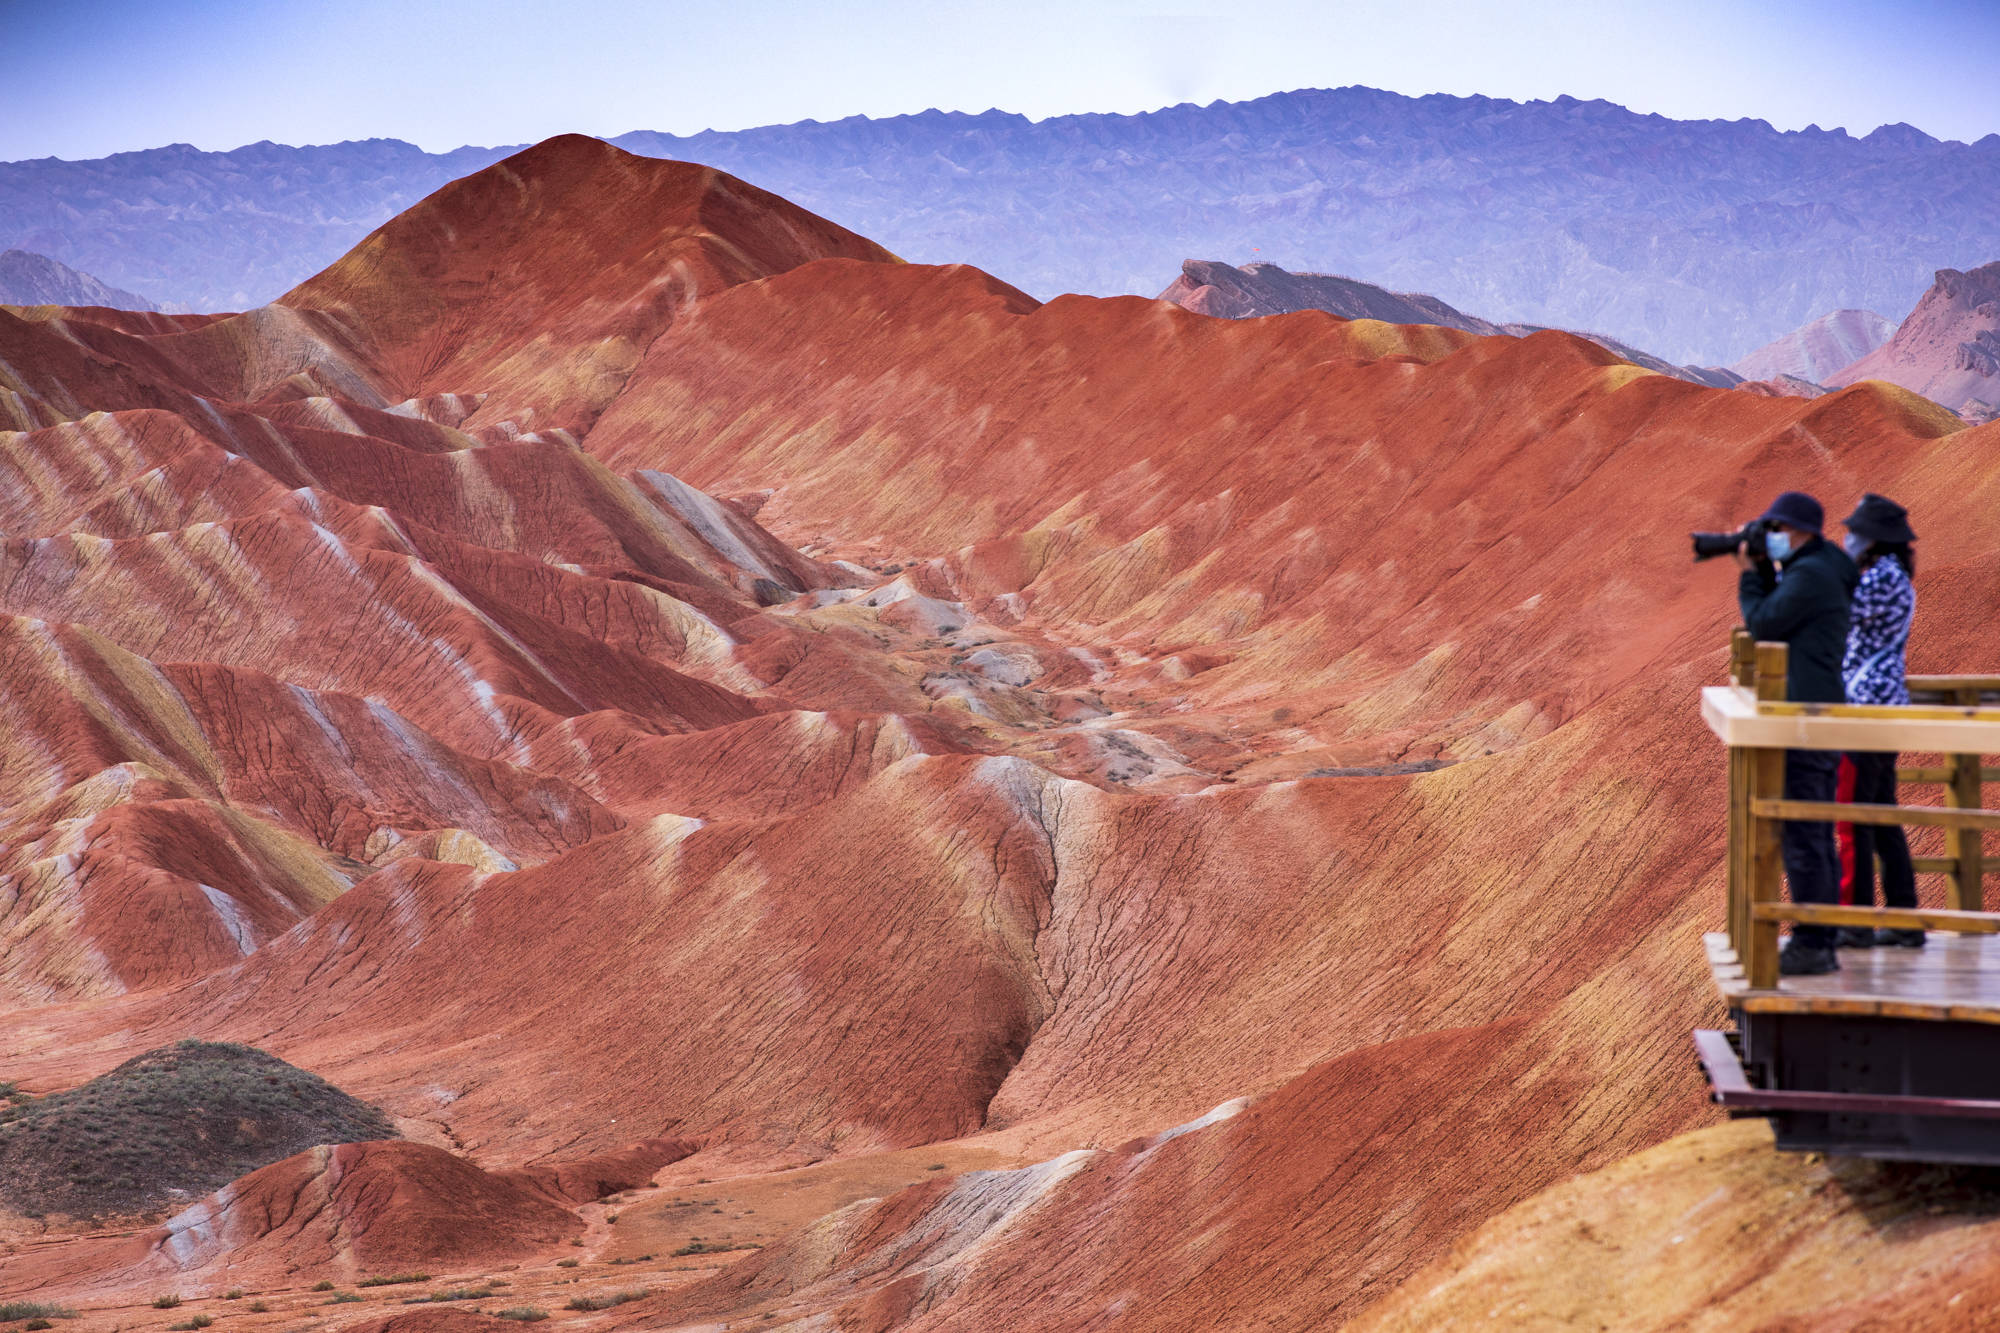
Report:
0,1138,694,1302
6,135,2000,1330
280,134,901,433
1348,1119,2000,1331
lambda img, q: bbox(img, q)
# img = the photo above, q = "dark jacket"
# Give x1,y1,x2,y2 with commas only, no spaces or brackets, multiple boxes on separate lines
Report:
1739,534,1858,703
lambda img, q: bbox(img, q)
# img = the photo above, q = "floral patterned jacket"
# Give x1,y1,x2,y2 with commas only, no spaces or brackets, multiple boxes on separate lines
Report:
1841,556,1914,706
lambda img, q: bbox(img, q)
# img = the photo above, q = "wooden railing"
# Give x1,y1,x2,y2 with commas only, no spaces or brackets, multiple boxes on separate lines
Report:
1707,631,2000,988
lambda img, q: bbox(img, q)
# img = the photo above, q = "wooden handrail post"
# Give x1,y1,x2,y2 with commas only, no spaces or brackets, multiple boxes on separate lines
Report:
1948,682,1987,911
1730,628,1756,688
1728,741,1751,954
1725,629,1757,953
1747,641,1790,987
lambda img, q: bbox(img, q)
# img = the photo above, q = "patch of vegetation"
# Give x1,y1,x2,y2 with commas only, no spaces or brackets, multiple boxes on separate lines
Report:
223,1290,245,1300
0,1041,396,1220
152,1296,183,1310
672,1240,762,1256
247,1302,270,1313
494,1309,548,1323
0,1305,76,1322
310,1282,335,1293
357,1274,429,1288
564,1290,648,1312
607,1254,653,1265
326,1293,362,1304
167,1317,214,1330
554,1259,578,1269
926,1163,946,1171
402,1288,495,1304
25,1319,53,1330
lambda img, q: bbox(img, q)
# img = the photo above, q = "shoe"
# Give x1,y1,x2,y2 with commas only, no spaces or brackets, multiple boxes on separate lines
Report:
1836,927,1876,948
1779,941,1840,976
1875,928,1926,948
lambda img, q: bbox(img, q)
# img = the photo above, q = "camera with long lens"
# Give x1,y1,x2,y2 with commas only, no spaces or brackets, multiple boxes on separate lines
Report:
1690,517,1772,563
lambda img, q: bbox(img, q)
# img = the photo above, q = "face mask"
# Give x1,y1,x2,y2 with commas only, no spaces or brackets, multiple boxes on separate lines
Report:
1843,533,1869,560
1765,530,1793,562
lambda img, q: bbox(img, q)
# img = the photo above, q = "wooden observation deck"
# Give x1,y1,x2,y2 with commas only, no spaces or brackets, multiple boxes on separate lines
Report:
1696,631,2000,1163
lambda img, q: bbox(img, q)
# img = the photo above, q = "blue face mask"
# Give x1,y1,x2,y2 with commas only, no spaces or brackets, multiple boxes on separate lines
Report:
1843,532,1869,560
1765,529,1793,562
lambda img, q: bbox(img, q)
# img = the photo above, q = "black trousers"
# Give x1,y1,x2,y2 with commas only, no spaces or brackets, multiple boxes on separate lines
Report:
1782,749,1840,948
1842,750,1918,909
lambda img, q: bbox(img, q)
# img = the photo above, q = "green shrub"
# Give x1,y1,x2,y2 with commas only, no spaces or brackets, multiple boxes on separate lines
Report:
167,1318,213,1331
494,1309,548,1322
402,1287,494,1304
672,1240,762,1256
0,1306,76,1322
563,1290,648,1312
608,1254,653,1265
357,1274,429,1288
247,1302,270,1313
327,1292,362,1304
310,1281,334,1293
554,1259,578,1269
152,1296,183,1310
223,1290,245,1300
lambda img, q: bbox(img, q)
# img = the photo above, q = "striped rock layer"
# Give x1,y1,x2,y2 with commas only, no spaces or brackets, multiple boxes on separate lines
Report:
5,134,2000,1330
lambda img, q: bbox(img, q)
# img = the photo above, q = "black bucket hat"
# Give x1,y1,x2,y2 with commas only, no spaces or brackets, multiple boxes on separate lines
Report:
1842,493,1916,545
1758,490,1824,535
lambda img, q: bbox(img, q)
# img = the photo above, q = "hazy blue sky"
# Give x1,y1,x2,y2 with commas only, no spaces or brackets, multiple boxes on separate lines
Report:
4,0,1998,160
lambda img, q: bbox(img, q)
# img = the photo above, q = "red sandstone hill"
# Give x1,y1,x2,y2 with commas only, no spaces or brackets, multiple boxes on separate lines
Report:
279,134,901,433
5,135,2000,1330
1830,262,2000,420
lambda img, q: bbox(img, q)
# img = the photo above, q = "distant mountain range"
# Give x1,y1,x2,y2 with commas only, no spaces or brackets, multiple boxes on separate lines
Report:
0,248,155,310
5,87,2000,364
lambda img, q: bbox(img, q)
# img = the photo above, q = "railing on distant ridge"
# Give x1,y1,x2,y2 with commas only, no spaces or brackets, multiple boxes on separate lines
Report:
1703,631,2000,987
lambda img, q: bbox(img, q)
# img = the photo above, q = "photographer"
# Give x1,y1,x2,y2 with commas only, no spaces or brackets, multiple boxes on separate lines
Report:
1734,491,1859,976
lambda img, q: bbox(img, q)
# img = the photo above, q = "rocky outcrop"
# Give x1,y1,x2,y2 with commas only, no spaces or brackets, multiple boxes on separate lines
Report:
1159,258,1740,387
1831,262,2000,419
1161,258,1489,328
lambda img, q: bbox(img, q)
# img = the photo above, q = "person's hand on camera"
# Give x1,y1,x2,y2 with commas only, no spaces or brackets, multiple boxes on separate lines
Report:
1733,535,1759,570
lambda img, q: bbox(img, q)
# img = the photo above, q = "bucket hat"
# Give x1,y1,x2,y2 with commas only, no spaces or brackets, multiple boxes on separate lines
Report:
1758,490,1823,535
1842,493,1916,545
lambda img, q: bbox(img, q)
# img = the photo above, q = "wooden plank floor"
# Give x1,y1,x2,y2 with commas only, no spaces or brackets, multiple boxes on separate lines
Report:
1705,931,2000,1023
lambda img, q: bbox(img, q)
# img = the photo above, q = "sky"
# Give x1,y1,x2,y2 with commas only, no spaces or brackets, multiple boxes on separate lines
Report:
3,0,1998,161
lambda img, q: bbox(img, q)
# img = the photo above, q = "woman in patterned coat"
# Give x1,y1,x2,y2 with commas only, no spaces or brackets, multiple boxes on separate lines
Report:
1834,493,1920,949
